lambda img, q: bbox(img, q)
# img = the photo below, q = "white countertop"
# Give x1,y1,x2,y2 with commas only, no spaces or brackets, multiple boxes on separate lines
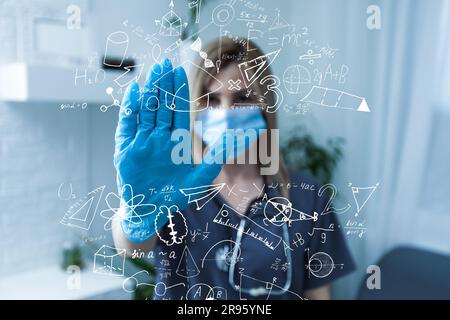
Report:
0,264,131,300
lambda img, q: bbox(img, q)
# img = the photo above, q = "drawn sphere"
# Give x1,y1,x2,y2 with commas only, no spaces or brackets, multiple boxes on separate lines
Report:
308,252,334,278
282,65,311,94
264,197,293,226
154,282,167,296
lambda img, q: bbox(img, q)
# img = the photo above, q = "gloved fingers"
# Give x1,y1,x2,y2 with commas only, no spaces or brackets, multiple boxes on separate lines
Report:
193,161,223,187
139,63,161,130
173,66,190,131
156,58,174,130
120,183,133,204
192,145,224,185
115,82,140,148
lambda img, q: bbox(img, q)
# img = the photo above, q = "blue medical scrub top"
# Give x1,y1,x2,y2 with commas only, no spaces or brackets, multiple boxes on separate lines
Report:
150,171,356,300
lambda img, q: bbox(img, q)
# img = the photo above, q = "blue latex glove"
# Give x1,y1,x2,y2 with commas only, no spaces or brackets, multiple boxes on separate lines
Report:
114,58,222,243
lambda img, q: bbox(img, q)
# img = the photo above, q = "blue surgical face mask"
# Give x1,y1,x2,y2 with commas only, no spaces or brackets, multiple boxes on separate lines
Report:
194,107,267,160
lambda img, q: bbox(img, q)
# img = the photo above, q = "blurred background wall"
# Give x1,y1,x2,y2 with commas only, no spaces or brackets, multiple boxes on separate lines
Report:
0,0,449,299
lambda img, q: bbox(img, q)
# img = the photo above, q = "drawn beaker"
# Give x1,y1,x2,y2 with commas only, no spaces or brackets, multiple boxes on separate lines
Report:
103,31,129,67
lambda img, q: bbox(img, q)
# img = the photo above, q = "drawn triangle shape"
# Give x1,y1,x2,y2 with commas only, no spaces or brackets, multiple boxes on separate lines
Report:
291,208,317,221
238,49,281,88
69,196,94,221
244,59,267,83
61,185,105,230
352,184,378,214
357,98,370,112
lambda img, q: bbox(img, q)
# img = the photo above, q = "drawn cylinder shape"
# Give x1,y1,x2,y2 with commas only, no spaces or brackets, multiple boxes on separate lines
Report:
103,31,129,67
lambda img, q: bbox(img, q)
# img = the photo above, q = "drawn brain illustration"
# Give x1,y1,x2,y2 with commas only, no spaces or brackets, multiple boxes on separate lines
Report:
155,205,188,246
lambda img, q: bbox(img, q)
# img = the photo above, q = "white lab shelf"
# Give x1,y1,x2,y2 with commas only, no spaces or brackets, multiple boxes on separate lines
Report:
0,63,114,103
0,264,130,300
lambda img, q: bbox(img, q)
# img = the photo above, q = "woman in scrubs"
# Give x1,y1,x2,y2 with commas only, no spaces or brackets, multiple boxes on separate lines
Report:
112,38,355,300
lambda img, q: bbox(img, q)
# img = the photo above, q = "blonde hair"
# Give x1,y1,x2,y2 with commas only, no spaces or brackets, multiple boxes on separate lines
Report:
189,37,290,198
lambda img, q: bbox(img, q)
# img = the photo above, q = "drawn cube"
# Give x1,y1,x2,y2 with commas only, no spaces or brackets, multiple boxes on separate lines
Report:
93,245,125,276
160,12,182,36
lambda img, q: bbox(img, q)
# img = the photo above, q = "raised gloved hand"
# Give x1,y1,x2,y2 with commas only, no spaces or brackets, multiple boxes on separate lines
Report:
114,58,222,242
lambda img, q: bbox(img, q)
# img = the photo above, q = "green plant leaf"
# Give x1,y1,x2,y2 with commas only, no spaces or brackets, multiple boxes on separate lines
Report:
281,125,345,184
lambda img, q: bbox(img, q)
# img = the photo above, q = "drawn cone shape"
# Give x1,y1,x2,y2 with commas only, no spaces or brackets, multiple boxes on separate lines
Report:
176,246,200,278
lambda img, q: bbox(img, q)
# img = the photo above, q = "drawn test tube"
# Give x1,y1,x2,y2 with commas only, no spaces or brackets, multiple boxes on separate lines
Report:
103,31,129,67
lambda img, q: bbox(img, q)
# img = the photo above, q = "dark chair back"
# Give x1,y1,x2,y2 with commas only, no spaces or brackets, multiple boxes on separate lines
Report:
357,246,450,299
